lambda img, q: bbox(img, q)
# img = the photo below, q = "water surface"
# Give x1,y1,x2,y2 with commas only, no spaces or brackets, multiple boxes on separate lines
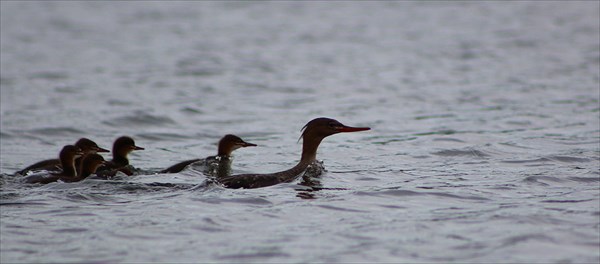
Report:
1,2,599,263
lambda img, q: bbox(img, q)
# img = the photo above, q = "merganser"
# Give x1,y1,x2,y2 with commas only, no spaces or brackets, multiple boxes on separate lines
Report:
96,136,144,176
16,138,109,175
60,153,106,182
160,134,257,176
218,118,370,189
23,145,83,184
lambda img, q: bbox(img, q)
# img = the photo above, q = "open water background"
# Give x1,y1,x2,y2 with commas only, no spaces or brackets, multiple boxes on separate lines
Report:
1,1,599,263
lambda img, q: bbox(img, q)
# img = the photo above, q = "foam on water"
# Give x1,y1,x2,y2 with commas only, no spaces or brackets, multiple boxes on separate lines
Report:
2,1,599,263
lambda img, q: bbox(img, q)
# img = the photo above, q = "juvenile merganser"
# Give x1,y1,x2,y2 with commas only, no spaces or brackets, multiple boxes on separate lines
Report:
218,118,370,189
16,138,109,175
160,134,257,176
60,153,106,182
23,145,83,184
96,136,144,176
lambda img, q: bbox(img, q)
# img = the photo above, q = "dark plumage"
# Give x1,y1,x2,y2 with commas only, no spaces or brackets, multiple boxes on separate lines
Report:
23,145,83,184
219,118,370,189
96,136,144,176
16,138,108,175
160,134,256,175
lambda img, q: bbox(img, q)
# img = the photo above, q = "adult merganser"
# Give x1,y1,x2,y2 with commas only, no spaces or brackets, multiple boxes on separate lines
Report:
23,145,83,184
16,138,109,175
96,136,144,176
218,118,370,189
160,134,257,176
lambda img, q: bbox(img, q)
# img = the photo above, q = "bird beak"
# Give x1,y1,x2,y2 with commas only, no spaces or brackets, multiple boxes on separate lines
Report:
336,125,371,133
241,141,257,147
96,146,110,153
133,146,145,150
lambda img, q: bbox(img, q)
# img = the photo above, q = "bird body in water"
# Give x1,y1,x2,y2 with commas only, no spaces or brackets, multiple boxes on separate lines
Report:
160,134,256,177
218,118,370,189
23,145,84,184
61,154,106,182
96,136,144,177
16,138,109,175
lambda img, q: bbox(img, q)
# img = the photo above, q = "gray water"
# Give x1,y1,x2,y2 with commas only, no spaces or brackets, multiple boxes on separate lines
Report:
1,1,599,263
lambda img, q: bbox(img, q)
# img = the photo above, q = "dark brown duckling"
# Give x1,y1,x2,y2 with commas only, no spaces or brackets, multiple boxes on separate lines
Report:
160,134,257,175
96,136,144,176
16,138,109,175
219,118,370,189
23,145,84,184
60,153,106,182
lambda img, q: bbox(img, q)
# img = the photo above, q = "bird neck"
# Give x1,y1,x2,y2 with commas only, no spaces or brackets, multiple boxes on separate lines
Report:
112,151,129,166
217,144,232,156
61,157,77,178
301,136,324,163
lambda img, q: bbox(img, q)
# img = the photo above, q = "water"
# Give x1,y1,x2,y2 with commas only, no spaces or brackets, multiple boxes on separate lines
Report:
1,1,599,263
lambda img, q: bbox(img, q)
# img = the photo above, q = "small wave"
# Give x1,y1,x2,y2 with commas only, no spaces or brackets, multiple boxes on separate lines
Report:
191,217,227,232
135,132,191,141
77,181,196,195
0,202,50,206
523,176,566,184
425,192,490,201
546,156,592,163
432,148,490,158
175,56,224,77
199,197,273,205
191,225,227,233
568,176,600,183
61,192,124,204
502,158,552,164
53,228,89,233
542,199,595,203
498,142,535,150
433,137,465,142
414,114,455,120
180,106,205,115
501,233,554,247
217,249,290,260
0,131,14,139
27,127,84,136
28,71,68,80
355,189,424,197
414,130,457,136
357,188,489,201
106,99,132,106
103,112,176,127
317,204,369,213
224,197,273,205
355,177,380,181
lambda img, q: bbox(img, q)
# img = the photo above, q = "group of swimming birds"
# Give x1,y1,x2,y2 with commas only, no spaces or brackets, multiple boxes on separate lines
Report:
15,117,370,189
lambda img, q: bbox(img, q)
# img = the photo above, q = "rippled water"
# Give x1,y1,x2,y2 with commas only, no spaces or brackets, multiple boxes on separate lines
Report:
1,2,599,263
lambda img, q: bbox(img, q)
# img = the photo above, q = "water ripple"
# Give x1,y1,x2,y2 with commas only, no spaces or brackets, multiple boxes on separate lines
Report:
135,132,192,141
317,204,369,213
27,127,84,136
432,148,490,158
568,176,600,183
103,112,176,127
542,199,596,203
216,247,290,260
